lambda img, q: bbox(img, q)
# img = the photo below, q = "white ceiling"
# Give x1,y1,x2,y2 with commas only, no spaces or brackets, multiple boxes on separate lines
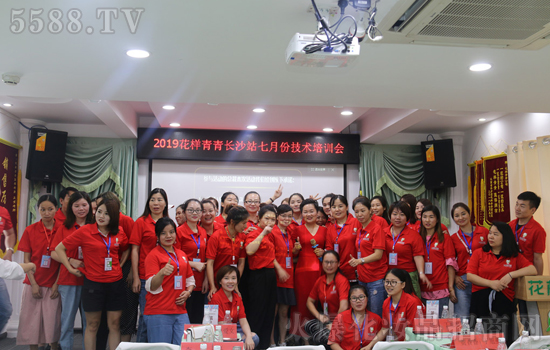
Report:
1,0,549,142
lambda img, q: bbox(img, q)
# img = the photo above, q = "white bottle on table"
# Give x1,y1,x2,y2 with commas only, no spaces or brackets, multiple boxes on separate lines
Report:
520,330,530,349
441,305,449,319
496,337,507,350
416,305,423,319
461,319,470,335
224,310,232,324
474,318,483,334
215,325,223,342
200,345,208,350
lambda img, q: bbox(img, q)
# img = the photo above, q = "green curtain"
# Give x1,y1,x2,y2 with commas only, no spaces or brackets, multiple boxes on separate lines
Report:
359,144,451,226
28,138,138,224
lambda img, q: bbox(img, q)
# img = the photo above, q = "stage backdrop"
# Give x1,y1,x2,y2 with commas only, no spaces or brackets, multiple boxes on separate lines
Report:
0,138,21,256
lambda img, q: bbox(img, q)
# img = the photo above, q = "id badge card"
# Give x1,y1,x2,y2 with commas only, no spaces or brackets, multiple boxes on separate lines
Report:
323,302,329,316
425,262,433,274
286,256,292,269
357,252,362,259
41,255,51,268
78,246,83,260
389,252,398,265
334,244,339,253
104,257,112,271
174,275,183,290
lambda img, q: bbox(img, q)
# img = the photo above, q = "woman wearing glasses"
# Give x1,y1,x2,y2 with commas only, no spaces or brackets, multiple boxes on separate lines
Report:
328,285,382,350
379,268,423,341
129,188,169,342
243,191,262,229
305,250,350,346
244,205,279,350
384,201,430,298
176,199,208,324
270,204,300,347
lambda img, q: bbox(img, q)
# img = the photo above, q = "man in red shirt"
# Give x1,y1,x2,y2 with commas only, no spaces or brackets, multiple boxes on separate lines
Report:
54,187,77,223
508,191,546,331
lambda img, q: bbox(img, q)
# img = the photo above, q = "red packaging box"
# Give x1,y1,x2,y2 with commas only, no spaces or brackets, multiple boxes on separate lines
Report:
213,342,243,350
180,343,213,350
184,324,238,341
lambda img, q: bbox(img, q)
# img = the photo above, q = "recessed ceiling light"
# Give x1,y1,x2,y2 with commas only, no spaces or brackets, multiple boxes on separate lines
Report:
169,122,181,127
333,106,343,108
207,103,219,106
126,49,150,58
163,105,175,110
478,118,487,121
323,128,334,132
3,103,12,107
253,108,265,113
247,125,258,130
341,111,353,116
469,63,491,72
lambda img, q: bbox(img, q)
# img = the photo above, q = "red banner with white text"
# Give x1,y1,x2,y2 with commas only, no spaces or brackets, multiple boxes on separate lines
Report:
0,138,20,255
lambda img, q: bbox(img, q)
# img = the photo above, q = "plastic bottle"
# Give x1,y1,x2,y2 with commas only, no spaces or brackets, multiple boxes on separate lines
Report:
474,318,483,334
202,327,213,342
202,312,210,325
519,330,530,349
215,325,223,342
496,337,507,350
416,305,423,319
441,305,449,319
213,346,222,350
224,310,232,324
462,319,471,335
200,345,208,350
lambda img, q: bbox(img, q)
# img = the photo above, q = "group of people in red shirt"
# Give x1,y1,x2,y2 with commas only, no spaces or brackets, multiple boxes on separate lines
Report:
10,185,545,350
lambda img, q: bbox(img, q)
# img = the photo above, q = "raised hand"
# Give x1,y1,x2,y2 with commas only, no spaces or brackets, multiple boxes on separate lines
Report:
161,259,175,276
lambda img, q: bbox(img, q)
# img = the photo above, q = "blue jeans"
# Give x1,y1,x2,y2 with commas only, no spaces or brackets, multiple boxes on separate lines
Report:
359,279,387,318
0,278,13,332
144,313,190,345
453,274,472,318
136,279,148,342
58,285,86,350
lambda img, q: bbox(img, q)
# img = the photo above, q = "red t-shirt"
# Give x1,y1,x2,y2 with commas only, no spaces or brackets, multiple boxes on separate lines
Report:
450,226,489,275
18,221,60,288
270,225,294,288
206,228,246,278
509,218,547,264
176,223,208,290
326,214,361,280
467,249,532,301
372,214,389,231
357,220,387,283
308,273,350,317
119,214,135,241
328,309,382,350
245,227,275,270
384,225,425,272
129,215,159,280
54,208,66,225
62,223,128,283
144,245,194,315
421,233,455,292
0,206,13,232
382,292,422,341
209,289,247,323
51,224,84,286
214,215,227,226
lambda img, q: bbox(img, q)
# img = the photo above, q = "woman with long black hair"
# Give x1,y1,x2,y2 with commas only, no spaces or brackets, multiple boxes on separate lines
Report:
468,221,536,346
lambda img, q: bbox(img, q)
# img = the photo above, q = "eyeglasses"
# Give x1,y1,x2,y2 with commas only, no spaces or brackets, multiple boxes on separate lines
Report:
186,209,202,214
384,280,403,287
245,201,260,205
323,261,338,265
350,295,367,302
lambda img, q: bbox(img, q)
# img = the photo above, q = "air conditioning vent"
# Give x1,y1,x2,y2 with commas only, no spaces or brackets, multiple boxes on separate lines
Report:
377,0,550,49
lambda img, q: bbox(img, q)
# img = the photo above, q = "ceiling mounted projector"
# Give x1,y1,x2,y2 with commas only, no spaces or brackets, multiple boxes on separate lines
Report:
286,33,360,68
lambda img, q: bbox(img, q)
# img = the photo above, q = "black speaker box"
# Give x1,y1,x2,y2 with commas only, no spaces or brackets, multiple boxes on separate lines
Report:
26,129,68,182
421,139,457,189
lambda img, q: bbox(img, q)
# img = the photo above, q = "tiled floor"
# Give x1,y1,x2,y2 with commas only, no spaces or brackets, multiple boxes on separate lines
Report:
0,332,83,350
